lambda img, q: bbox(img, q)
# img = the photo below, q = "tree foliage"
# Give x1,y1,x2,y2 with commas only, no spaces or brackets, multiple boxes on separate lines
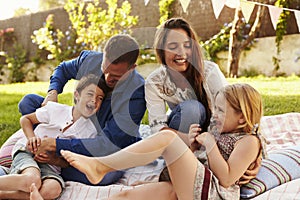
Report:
64,0,138,50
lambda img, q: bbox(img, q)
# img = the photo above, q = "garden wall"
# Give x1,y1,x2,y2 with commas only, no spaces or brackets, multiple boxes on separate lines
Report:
1,0,299,60
216,34,300,76
0,0,299,83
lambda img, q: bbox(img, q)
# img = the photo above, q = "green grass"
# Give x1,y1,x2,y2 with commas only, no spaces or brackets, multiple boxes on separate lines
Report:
0,76,300,146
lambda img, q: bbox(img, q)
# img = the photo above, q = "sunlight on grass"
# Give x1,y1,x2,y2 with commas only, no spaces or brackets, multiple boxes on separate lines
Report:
0,76,299,146
0,80,76,94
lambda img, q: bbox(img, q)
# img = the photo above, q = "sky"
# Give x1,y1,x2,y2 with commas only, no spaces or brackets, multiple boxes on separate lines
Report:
0,0,39,20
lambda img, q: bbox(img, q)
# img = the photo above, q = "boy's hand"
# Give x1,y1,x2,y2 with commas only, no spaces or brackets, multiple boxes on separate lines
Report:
27,136,41,153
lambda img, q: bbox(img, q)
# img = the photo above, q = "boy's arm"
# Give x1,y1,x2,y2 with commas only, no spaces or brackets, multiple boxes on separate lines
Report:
42,51,92,106
20,113,40,152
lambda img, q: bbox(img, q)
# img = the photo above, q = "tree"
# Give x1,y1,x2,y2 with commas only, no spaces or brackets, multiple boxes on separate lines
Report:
227,4,267,78
227,0,299,77
65,0,138,50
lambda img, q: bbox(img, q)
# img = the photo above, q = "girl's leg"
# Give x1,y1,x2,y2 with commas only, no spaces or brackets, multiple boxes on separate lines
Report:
107,182,176,200
62,130,199,199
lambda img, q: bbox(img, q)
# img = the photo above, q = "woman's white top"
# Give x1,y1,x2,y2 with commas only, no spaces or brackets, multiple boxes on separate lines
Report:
145,61,228,133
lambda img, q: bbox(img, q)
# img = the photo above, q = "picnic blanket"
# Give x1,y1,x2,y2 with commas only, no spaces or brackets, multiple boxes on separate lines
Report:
57,112,300,200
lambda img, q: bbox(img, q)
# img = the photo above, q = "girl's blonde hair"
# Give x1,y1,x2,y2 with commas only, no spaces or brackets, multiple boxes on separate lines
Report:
221,83,263,133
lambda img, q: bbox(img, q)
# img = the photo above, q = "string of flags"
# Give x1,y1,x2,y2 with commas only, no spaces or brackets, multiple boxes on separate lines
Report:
143,0,300,32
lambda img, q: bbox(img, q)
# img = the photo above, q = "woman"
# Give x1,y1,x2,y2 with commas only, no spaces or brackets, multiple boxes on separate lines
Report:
145,17,228,145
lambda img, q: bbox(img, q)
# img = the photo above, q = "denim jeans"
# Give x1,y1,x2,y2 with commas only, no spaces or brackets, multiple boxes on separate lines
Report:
18,94,44,115
167,100,207,133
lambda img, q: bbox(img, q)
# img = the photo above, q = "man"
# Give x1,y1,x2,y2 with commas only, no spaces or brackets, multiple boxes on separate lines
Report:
18,34,146,185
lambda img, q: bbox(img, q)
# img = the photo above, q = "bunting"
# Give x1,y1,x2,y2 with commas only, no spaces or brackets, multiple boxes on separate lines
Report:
294,10,300,32
144,0,150,6
179,0,191,13
268,5,283,30
225,0,240,9
240,0,255,23
210,0,300,33
211,0,226,19
145,0,300,32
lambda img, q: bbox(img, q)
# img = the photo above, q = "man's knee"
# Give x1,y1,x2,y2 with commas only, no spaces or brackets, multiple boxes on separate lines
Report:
18,94,44,115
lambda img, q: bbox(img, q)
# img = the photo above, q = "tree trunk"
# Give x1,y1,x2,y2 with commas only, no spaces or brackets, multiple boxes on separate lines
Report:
227,4,266,78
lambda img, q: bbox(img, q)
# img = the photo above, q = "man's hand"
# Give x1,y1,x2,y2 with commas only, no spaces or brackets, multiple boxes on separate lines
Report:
42,90,58,106
34,137,56,163
238,154,262,185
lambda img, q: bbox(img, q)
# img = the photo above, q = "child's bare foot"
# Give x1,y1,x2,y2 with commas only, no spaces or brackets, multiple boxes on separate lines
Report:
60,150,106,184
30,183,43,200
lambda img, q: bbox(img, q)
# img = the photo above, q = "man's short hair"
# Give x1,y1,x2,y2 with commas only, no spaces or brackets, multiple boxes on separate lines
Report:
103,34,140,66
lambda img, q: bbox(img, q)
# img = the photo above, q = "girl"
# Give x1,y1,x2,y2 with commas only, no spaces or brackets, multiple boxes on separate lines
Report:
0,74,110,199
61,83,265,200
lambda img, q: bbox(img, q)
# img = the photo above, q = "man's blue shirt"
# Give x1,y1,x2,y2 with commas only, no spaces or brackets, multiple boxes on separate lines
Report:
49,50,146,185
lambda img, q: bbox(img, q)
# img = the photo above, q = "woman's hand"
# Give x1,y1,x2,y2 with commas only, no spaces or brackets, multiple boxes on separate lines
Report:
188,124,202,152
27,136,41,153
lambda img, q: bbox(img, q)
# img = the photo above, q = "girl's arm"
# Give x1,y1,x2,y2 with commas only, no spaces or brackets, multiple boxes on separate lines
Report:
20,113,40,152
196,133,260,188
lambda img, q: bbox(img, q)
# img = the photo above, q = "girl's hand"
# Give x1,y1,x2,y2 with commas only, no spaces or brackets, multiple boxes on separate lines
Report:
27,136,41,153
188,124,202,152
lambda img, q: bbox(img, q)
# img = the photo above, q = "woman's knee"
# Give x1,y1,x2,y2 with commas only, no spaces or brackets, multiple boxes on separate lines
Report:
169,100,207,132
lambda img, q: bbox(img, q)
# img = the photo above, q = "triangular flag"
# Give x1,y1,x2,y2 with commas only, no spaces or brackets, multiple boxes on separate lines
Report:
268,5,283,30
211,0,226,19
180,0,191,13
144,0,150,6
294,10,300,33
240,0,255,23
225,0,240,9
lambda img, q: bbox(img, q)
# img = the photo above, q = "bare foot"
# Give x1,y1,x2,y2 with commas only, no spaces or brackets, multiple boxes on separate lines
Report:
60,150,106,184
30,183,43,200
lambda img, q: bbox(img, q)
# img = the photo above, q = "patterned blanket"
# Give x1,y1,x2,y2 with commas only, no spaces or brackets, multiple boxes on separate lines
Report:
56,112,300,199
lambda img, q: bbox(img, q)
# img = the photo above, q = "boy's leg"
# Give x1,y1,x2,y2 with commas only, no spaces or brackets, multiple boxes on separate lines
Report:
39,178,62,199
0,167,40,199
0,152,41,192
38,163,64,199
30,183,44,200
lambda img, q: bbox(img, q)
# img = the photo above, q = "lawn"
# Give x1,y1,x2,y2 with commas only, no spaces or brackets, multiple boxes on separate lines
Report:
0,76,300,146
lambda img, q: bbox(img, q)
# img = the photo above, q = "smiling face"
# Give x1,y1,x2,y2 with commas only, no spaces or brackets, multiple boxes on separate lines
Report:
213,93,244,133
101,58,133,89
74,83,105,119
164,28,192,73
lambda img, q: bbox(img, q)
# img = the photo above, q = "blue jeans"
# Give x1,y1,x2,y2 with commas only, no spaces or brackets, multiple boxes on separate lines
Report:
18,94,44,115
167,100,207,133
